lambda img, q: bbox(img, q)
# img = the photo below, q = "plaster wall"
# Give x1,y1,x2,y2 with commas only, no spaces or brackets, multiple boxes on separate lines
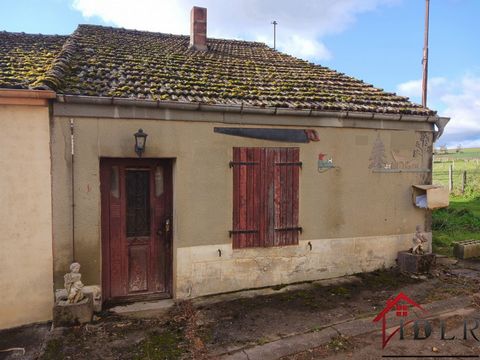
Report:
0,105,53,329
51,114,433,297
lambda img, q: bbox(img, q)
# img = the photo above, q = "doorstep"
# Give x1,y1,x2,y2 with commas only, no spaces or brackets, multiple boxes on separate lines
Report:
109,299,175,317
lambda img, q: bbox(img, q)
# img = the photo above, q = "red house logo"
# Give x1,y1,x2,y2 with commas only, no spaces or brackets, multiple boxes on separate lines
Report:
373,292,427,349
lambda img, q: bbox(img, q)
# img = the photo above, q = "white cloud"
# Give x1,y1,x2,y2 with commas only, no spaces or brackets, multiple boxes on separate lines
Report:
396,79,423,98
71,0,397,61
396,77,449,101
281,35,332,60
397,74,480,148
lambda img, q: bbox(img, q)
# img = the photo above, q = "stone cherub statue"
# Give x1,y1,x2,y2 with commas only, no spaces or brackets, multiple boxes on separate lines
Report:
411,225,428,255
64,262,85,304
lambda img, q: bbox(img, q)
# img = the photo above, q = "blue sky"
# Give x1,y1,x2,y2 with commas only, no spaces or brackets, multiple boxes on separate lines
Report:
1,0,478,147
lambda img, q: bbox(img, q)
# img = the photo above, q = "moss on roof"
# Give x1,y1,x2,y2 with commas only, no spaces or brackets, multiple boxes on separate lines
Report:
0,24,434,115
0,31,67,89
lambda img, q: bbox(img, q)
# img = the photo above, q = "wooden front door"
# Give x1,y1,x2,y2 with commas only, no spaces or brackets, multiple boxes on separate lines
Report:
101,158,172,302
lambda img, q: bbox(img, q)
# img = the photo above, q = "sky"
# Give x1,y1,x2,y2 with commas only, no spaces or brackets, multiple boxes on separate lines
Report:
1,0,478,148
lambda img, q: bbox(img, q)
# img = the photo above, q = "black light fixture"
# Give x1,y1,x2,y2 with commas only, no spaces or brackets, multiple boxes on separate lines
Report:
134,128,148,157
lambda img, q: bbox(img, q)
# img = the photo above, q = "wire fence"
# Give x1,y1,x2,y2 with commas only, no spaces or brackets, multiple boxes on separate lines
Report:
433,159,480,193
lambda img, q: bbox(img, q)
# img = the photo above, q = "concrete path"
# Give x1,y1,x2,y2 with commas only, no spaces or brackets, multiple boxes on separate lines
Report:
217,294,478,360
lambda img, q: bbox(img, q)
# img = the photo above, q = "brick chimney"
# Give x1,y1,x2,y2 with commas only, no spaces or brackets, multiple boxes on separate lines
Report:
189,6,207,51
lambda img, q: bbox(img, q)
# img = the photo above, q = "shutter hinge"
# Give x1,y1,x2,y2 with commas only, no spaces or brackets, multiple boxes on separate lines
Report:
229,229,259,237
274,226,303,233
274,162,302,168
229,161,260,168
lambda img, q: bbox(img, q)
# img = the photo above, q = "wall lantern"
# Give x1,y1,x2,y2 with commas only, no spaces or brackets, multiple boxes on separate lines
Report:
134,128,148,157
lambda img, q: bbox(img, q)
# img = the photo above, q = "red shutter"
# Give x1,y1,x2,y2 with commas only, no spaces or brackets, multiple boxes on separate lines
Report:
272,148,300,246
232,147,300,248
232,147,262,249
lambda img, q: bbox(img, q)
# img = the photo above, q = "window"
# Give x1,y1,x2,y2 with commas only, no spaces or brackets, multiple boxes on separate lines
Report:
231,147,301,249
126,170,150,237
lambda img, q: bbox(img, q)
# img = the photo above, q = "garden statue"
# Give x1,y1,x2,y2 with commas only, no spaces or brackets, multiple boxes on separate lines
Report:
411,225,428,255
64,262,85,304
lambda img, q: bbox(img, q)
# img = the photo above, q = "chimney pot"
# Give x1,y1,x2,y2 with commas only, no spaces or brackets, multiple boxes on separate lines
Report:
190,6,207,51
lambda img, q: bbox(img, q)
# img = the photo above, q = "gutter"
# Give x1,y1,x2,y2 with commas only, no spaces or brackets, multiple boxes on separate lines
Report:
55,94,445,124
55,94,450,138
0,89,56,106
0,89,56,99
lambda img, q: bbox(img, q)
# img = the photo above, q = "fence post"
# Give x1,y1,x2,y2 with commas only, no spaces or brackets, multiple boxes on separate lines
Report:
462,170,467,193
449,164,453,193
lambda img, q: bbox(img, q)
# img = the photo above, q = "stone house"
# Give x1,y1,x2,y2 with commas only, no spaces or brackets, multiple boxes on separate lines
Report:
0,7,449,330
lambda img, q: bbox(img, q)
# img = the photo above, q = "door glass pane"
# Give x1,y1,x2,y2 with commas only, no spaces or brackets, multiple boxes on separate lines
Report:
126,170,150,237
110,166,119,199
155,166,164,197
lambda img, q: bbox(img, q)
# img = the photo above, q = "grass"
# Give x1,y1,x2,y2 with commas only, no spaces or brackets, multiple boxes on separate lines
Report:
434,147,480,159
431,147,480,255
133,329,184,360
433,157,480,193
40,338,64,360
356,268,418,289
432,196,480,255
326,335,352,352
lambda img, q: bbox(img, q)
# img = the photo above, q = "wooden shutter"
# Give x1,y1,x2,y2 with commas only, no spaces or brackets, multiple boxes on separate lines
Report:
232,147,262,249
232,147,300,248
272,148,300,246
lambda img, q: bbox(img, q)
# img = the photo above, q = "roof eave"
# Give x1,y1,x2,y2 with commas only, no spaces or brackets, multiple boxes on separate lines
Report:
56,94,440,123
0,88,56,106
0,88,56,99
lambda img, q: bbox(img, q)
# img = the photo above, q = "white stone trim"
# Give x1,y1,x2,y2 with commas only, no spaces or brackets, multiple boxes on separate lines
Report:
175,233,432,298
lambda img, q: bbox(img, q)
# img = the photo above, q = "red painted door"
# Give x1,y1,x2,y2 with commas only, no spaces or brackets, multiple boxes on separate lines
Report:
100,158,172,302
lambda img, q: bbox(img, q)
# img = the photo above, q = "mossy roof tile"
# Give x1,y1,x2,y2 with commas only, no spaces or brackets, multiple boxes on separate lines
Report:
0,31,67,89
0,24,434,115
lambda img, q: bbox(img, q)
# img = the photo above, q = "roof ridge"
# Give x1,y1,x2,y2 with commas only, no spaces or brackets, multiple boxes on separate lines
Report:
32,28,81,90
77,23,269,47
0,30,68,38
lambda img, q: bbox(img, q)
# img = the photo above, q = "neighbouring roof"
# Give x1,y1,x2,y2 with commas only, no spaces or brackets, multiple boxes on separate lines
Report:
0,24,435,116
0,31,67,89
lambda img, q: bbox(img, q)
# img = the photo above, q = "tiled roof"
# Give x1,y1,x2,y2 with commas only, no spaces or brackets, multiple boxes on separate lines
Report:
0,24,434,116
0,31,67,89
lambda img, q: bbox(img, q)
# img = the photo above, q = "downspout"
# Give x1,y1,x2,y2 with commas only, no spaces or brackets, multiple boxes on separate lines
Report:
70,118,75,262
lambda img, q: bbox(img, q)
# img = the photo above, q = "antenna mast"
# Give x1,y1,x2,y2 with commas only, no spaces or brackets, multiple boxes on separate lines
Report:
271,20,278,50
422,0,430,108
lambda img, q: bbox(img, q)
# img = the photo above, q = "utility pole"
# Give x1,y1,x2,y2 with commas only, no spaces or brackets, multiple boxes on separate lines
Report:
422,0,430,108
271,20,278,50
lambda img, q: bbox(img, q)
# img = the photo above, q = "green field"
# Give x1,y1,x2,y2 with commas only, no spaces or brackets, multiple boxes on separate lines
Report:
433,148,480,195
432,148,480,255
435,147,480,158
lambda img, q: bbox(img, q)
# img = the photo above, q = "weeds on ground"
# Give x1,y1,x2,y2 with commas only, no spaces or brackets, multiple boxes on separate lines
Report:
326,335,352,352
357,268,418,290
134,329,184,360
329,286,351,298
40,338,64,360
130,301,208,359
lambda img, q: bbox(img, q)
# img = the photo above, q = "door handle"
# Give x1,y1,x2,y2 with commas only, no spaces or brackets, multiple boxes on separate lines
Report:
157,219,171,236
165,219,170,233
